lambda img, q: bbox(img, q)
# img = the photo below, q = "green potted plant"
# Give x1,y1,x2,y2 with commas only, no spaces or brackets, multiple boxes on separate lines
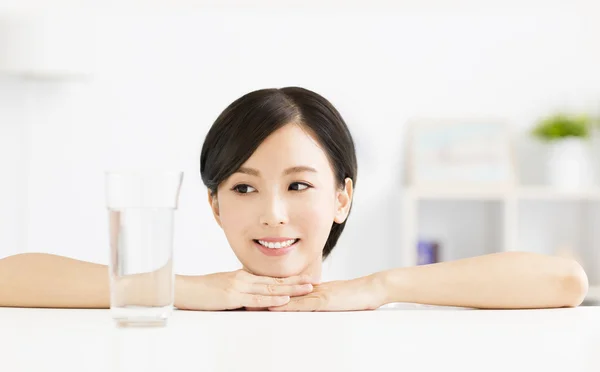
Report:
531,113,595,190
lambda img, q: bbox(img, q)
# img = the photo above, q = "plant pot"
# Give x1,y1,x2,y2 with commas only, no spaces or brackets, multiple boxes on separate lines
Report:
546,137,595,190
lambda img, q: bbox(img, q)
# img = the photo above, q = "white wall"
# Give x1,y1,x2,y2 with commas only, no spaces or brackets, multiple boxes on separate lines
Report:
0,77,27,258
1,4,600,281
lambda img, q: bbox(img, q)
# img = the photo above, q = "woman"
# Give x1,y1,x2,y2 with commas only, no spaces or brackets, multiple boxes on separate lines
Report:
0,87,589,311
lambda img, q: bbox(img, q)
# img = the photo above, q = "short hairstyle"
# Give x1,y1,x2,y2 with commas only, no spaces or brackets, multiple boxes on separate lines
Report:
200,87,357,258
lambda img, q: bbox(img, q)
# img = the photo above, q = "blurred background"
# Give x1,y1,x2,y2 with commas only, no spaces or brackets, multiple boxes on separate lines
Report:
0,1,599,303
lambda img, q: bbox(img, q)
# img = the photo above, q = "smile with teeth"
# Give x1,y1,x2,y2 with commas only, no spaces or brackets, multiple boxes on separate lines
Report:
255,239,299,249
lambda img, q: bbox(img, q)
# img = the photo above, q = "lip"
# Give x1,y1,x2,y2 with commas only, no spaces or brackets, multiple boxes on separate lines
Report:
253,239,299,257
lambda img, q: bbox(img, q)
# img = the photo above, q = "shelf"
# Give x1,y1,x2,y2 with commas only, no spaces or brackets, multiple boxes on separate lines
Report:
404,186,510,200
401,185,600,268
517,187,600,201
405,186,600,201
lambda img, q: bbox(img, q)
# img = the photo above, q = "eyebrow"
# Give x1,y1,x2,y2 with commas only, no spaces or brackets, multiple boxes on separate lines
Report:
236,166,317,177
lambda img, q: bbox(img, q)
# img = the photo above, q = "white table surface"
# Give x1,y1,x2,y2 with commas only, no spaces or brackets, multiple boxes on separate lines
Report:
1,305,599,372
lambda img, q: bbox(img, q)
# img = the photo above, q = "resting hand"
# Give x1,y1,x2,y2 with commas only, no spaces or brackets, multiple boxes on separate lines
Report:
268,274,387,312
175,270,315,311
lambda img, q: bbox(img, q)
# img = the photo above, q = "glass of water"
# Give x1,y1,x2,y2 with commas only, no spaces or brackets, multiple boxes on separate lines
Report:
105,171,183,327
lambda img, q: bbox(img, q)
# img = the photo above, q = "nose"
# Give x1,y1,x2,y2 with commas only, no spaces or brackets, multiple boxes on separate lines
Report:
259,194,289,227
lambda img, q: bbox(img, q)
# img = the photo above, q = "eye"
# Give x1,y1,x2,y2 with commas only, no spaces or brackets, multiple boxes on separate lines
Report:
232,184,256,194
289,182,311,191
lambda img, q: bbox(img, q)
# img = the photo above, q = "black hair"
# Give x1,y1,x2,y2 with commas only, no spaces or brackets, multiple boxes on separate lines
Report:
200,87,357,259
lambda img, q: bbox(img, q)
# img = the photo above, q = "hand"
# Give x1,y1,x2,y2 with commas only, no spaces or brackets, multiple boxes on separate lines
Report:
175,270,316,311
267,274,387,312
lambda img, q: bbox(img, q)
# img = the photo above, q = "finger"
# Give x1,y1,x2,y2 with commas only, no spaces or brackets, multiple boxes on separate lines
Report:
243,283,313,296
239,294,290,308
268,296,322,312
245,273,319,286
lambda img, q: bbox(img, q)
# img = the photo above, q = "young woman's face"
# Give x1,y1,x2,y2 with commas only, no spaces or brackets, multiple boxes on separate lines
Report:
210,123,352,280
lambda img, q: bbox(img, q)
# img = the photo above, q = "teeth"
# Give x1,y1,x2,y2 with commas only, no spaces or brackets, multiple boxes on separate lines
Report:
257,239,297,249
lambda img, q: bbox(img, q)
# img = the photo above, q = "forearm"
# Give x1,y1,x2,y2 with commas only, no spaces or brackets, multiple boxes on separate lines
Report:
0,253,187,309
174,274,205,310
381,252,589,309
0,253,110,308
174,273,228,311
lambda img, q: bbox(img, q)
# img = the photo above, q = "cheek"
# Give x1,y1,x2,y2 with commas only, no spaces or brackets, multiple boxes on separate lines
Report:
291,192,336,238
218,197,253,243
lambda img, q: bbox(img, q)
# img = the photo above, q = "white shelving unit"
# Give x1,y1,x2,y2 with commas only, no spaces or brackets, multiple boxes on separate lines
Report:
402,185,600,303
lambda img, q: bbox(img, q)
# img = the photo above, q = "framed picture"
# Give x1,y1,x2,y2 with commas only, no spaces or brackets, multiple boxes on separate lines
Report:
405,118,516,188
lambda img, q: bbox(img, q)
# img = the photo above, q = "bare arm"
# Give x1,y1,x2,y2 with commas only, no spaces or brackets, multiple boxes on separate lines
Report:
0,253,110,308
0,253,314,310
382,252,589,309
0,253,186,309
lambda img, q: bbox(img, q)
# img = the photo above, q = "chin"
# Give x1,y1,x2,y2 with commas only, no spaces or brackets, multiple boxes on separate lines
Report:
245,261,306,278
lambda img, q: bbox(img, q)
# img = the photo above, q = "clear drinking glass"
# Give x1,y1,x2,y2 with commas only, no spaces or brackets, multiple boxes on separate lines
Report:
105,171,183,327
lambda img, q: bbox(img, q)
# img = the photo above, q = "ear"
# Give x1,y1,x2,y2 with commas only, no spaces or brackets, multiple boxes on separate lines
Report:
207,189,223,228
334,177,353,224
